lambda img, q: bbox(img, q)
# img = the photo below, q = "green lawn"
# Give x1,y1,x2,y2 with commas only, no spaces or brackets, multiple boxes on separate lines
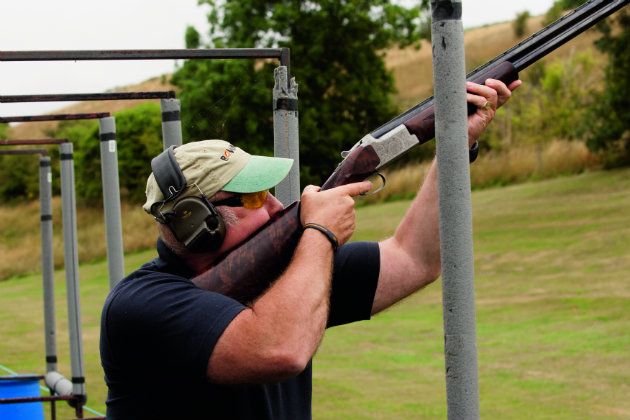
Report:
1,169,628,419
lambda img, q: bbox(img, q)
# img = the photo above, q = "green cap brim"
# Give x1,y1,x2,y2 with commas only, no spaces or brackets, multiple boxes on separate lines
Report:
221,155,293,193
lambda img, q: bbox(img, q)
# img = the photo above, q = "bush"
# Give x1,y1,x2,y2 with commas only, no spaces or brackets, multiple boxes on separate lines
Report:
52,103,164,205
513,11,530,38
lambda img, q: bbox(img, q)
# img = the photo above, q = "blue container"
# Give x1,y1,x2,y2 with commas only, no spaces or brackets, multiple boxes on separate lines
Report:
0,375,44,420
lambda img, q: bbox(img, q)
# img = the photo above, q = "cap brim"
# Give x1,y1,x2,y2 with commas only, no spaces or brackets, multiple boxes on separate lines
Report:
221,155,293,193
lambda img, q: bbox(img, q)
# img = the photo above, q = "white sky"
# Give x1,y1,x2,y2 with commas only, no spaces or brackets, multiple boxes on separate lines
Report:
0,0,555,118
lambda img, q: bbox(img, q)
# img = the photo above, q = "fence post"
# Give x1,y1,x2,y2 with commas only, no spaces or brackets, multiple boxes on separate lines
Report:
272,66,301,206
161,98,183,149
99,117,125,289
59,142,87,404
38,155,57,373
430,1,480,419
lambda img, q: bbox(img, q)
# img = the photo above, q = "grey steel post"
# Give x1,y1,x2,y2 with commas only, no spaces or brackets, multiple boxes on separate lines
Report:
59,142,87,402
161,98,183,149
272,66,301,206
99,117,125,289
431,1,480,419
39,155,57,373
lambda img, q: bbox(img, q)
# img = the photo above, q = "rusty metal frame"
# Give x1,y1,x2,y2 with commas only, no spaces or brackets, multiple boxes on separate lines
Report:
0,148,48,155
0,91,175,104
0,48,291,92
0,138,69,145
0,47,291,420
0,375,89,419
0,47,290,72
0,113,110,123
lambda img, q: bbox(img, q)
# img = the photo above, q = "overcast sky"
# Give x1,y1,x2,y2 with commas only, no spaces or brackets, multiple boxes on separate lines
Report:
0,0,555,118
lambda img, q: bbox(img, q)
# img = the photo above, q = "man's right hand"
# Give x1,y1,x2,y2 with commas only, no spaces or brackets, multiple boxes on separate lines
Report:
300,181,372,246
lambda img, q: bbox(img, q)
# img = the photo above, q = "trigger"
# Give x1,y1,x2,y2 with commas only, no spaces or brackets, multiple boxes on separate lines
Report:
360,172,386,196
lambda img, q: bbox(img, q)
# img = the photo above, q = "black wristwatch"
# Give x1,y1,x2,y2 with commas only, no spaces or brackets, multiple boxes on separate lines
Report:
469,141,479,163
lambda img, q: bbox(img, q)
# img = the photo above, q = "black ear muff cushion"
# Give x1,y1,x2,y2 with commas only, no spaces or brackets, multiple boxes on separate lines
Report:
169,197,225,253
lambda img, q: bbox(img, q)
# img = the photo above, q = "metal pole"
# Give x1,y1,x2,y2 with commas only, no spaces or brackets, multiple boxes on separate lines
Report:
272,66,301,206
0,139,68,145
0,91,175,103
0,149,47,155
99,117,126,289
430,1,480,419
161,98,183,149
39,155,58,373
0,112,110,123
59,142,87,404
0,48,289,62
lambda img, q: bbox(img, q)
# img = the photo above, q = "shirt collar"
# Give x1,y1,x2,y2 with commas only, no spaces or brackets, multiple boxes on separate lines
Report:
155,237,196,279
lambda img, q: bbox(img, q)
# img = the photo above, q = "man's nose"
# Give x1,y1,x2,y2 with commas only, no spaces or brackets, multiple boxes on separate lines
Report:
265,193,285,214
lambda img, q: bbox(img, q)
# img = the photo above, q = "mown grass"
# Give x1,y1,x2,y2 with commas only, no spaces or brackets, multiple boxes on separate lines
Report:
314,168,629,420
0,168,627,419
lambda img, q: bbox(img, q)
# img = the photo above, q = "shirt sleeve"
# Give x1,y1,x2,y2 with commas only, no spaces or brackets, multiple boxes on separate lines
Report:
327,241,380,328
103,273,245,383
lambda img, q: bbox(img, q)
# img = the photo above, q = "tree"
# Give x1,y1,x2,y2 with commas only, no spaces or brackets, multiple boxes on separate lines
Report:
49,103,164,205
0,153,40,202
172,0,429,186
585,8,630,166
544,0,587,25
0,124,41,202
513,11,531,38
482,51,598,156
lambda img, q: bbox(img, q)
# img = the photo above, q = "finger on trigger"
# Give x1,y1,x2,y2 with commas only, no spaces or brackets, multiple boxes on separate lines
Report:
303,185,320,194
344,180,373,197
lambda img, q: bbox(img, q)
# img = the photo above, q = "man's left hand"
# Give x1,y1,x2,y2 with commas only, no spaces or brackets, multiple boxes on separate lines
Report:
466,78,522,146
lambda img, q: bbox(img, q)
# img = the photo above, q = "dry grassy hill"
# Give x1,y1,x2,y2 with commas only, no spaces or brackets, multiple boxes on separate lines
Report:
7,14,605,139
387,15,606,109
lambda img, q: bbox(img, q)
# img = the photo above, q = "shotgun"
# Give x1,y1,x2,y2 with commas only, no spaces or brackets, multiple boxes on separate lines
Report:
192,0,629,303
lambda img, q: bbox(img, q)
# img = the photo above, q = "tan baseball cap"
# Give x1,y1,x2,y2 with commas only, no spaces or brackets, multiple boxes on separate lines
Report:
143,140,293,214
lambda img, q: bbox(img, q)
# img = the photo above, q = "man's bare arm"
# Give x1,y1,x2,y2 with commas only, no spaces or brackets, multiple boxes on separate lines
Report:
207,181,371,383
372,79,520,314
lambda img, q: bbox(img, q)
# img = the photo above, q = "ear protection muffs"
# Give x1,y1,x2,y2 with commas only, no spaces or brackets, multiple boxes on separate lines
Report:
149,146,226,253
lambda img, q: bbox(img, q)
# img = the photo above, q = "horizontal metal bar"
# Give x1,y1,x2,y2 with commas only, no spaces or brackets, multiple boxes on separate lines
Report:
0,139,69,145
0,395,75,404
0,48,291,92
0,375,45,381
0,112,110,123
0,91,175,103
0,48,288,62
0,149,48,155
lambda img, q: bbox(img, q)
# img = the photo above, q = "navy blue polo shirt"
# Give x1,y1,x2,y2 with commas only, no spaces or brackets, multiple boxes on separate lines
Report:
100,239,380,419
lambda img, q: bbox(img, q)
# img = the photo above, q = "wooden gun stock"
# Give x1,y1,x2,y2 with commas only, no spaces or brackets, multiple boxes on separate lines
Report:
192,202,302,303
191,146,382,304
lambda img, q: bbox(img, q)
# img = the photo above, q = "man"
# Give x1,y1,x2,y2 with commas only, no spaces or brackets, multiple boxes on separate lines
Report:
100,78,520,419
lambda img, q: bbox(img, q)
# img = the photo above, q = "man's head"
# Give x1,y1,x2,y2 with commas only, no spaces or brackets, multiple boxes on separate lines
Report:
144,140,293,254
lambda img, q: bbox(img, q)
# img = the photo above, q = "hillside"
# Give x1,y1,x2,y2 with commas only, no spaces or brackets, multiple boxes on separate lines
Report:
6,13,606,140
7,76,178,140
387,14,606,108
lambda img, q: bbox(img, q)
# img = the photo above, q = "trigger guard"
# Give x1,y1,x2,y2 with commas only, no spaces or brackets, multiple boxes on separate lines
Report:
360,172,386,197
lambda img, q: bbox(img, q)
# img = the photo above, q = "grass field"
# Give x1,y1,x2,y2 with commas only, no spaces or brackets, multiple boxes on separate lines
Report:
1,169,628,419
